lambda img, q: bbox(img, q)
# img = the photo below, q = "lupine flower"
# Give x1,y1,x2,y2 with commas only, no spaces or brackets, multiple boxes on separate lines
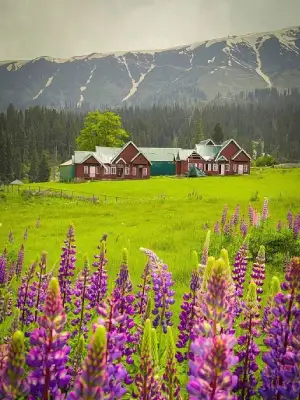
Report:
71,258,92,338
58,224,76,307
259,257,300,399
277,219,282,231
67,326,108,400
221,204,228,227
0,290,13,323
248,204,254,225
0,331,29,399
201,230,211,266
187,327,238,400
287,210,293,229
16,244,24,280
234,204,240,225
151,259,175,334
32,251,51,322
293,213,300,239
134,319,163,399
262,276,281,333
0,343,8,373
88,239,108,308
0,255,7,285
232,237,249,299
262,197,269,221
8,231,13,243
137,255,152,316
234,282,261,399
36,217,40,228
17,261,37,327
214,221,220,236
224,221,230,235
251,245,266,302
176,253,201,363
23,227,28,241
162,327,182,399
26,277,71,399
240,221,248,238
8,261,16,281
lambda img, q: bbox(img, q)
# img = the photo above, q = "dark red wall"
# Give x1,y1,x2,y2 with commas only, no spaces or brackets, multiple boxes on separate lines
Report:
234,151,250,162
220,141,240,159
115,143,139,163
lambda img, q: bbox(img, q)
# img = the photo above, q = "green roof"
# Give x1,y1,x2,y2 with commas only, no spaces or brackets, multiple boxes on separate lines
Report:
139,147,179,162
195,144,222,160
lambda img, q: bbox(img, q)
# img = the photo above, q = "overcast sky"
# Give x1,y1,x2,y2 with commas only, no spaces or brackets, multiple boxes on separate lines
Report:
1,0,300,60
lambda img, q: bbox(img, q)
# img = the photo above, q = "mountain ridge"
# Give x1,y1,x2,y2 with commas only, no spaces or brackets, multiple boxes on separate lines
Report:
0,25,300,110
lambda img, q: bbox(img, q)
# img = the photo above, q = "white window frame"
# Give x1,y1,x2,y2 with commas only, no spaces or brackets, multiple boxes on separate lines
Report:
243,164,248,173
84,165,89,174
225,164,230,172
125,167,130,175
111,166,116,175
213,164,218,172
207,163,211,172
132,167,137,176
199,163,203,170
142,167,147,176
233,164,237,172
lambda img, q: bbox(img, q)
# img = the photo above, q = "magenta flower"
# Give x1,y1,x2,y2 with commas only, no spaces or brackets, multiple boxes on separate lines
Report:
232,237,249,299
0,255,7,285
214,221,221,236
17,261,37,327
26,277,71,399
262,197,269,221
248,204,254,225
251,245,266,302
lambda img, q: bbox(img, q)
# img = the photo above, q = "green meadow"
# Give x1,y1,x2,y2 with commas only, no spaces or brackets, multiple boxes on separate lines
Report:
1,168,300,320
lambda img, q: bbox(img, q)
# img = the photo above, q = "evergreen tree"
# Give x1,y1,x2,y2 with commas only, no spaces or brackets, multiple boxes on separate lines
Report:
28,148,39,183
212,123,224,144
38,153,51,182
0,129,7,183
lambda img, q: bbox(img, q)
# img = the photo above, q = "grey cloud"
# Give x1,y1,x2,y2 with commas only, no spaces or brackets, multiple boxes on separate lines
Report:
0,0,299,60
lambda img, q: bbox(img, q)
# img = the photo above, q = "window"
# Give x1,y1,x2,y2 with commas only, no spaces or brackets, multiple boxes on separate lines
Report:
207,164,211,172
243,164,248,173
233,164,237,172
225,164,230,172
142,167,147,176
125,167,130,175
95,166,100,174
84,166,89,174
132,167,137,176
111,166,116,175
213,164,218,171
104,166,110,175
199,163,203,170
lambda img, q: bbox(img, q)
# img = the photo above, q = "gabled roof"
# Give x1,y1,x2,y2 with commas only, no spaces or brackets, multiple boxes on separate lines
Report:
95,146,120,164
131,152,152,165
215,155,229,162
215,139,242,160
10,179,24,185
195,144,222,161
176,149,195,161
232,149,252,161
60,159,73,166
110,141,140,164
139,147,180,162
74,151,105,166
115,157,127,164
197,139,215,145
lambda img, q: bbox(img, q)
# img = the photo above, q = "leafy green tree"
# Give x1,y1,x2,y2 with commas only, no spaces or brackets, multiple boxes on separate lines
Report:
38,153,51,182
255,154,276,167
76,111,129,150
28,148,39,182
212,123,224,144
190,119,205,147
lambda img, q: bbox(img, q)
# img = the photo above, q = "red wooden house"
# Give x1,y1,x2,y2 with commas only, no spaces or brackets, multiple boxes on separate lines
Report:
71,141,151,181
175,139,251,176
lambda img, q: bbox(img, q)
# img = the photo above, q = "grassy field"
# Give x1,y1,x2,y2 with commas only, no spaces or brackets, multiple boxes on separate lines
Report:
1,168,300,320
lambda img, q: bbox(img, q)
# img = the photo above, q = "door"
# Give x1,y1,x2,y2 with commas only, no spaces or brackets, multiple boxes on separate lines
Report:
220,164,225,175
89,166,96,178
238,164,244,175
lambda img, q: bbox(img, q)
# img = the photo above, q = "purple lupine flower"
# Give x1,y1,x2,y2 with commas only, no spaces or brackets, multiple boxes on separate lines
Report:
233,282,261,399
67,326,109,400
259,257,300,399
0,290,13,323
36,217,40,228
8,260,16,281
0,331,29,399
176,267,201,363
262,197,269,221
151,259,175,333
162,327,182,399
8,231,13,244
240,220,248,238
88,239,108,308
251,245,266,302
137,256,152,317
71,258,92,338
23,227,28,241
277,220,282,231
214,221,221,236
0,255,7,285
17,261,37,328
221,204,228,227
16,244,24,280
248,204,254,225
293,213,300,239
287,210,293,229
232,237,249,299
133,319,163,399
33,251,51,322
201,230,210,266
187,331,238,400
234,204,240,225
224,221,230,236
26,277,71,399
58,224,76,307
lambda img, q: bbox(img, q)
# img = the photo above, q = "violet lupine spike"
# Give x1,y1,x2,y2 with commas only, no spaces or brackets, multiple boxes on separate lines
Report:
240,220,248,238
251,245,266,302
293,213,300,239
71,258,92,338
88,239,108,308
201,230,211,266
224,221,230,235
259,257,300,400
67,326,108,400
0,255,8,285
232,237,249,299
221,204,228,227
287,210,293,229
214,221,220,236
16,244,24,280
187,328,238,400
277,219,282,231
32,251,50,322
0,290,13,323
17,261,37,328
234,204,240,225
234,282,261,399
162,327,182,399
26,277,71,399
137,257,152,317
58,224,76,308
248,204,254,226
151,259,175,334
8,261,16,281
262,197,269,221
0,330,29,399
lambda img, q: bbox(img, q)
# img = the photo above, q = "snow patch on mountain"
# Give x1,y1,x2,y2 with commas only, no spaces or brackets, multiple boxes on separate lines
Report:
208,56,215,64
122,62,155,102
77,65,97,107
33,72,58,100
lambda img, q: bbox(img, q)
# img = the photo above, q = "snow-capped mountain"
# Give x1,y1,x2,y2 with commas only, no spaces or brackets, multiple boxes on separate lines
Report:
0,26,300,110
